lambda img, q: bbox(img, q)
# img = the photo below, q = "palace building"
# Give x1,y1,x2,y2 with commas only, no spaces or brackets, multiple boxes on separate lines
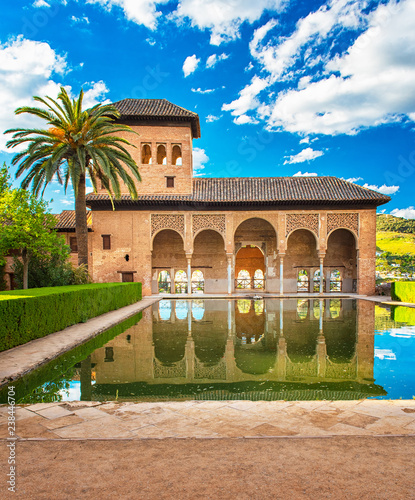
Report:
5,99,390,295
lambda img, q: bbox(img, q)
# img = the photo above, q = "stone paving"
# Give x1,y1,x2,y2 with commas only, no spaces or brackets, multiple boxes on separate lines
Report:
1,399,414,440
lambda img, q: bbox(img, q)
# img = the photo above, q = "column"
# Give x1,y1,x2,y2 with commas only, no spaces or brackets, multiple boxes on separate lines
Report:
319,255,325,294
279,255,285,295
170,267,175,294
227,253,233,295
186,254,192,295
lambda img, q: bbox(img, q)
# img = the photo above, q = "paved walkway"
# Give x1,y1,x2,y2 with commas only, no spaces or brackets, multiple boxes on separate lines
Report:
2,399,414,440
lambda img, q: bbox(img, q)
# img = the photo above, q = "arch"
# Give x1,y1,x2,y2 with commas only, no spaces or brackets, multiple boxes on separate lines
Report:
327,227,358,249
192,229,227,294
326,229,357,293
174,270,188,294
158,270,171,294
151,228,184,250
236,269,251,289
141,144,152,164
157,144,167,165
193,227,226,247
152,229,187,294
233,216,278,239
297,269,309,292
191,269,204,294
285,229,319,292
172,145,182,165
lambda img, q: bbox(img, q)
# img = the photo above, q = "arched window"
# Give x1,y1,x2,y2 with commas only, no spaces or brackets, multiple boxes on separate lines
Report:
313,269,325,292
237,299,251,314
191,270,204,294
253,269,264,289
297,299,309,320
157,144,167,165
175,300,188,320
236,269,251,289
172,145,182,165
159,300,172,321
330,269,342,292
192,299,205,320
297,269,309,292
142,144,152,164
175,270,187,294
158,270,171,293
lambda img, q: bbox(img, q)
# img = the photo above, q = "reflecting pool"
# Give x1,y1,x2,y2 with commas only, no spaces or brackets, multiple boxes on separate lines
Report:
2,299,415,403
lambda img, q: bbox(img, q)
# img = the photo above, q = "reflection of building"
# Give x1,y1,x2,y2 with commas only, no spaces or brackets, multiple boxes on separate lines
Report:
88,299,385,401
3,100,388,294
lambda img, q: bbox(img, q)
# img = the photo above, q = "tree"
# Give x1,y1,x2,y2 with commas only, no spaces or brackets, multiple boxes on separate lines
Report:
0,189,68,289
5,87,141,268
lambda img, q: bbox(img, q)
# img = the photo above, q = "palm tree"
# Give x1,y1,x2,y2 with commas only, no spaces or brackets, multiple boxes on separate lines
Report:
5,87,141,268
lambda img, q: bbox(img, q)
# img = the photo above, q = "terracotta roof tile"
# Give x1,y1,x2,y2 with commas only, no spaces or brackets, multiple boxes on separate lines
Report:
54,210,92,231
113,98,201,138
85,176,390,208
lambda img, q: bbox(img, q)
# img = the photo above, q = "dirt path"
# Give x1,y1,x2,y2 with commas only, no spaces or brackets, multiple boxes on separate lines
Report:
1,436,414,499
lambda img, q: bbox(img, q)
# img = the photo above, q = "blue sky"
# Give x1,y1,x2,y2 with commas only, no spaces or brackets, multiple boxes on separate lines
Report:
1,0,415,216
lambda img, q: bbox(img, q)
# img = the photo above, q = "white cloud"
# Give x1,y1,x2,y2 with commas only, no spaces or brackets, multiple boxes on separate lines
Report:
206,114,220,122
174,0,286,45
299,137,310,144
71,15,90,24
224,0,415,135
206,52,229,68
192,147,209,176
363,184,399,195
390,206,415,219
293,171,318,177
344,176,363,183
82,81,110,107
191,87,215,94
33,0,50,7
374,348,396,361
182,54,200,77
222,75,269,121
86,0,170,30
284,147,324,164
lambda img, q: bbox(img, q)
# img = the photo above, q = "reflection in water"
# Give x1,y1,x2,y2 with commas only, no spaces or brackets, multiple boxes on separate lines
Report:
8,299,415,403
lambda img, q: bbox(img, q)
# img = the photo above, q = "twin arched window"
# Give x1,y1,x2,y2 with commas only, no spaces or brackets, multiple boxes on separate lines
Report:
142,144,182,165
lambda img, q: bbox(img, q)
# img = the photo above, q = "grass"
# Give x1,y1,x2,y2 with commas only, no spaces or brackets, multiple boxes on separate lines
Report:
376,231,415,255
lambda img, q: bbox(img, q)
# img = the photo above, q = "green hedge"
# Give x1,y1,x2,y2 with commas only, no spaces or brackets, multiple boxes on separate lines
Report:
392,305,415,325
391,281,415,303
0,282,142,351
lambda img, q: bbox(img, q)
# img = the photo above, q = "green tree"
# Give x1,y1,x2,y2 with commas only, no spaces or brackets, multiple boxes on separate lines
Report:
0,189,68,289
5,87,141,268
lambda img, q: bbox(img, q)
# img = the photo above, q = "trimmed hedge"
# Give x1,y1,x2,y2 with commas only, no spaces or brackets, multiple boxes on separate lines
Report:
0,311,143,404
0,283,142,351
391,281,415,303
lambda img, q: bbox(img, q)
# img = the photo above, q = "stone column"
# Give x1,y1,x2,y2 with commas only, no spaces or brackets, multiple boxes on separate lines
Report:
279,254,285,295
227,253,233,295
186,254,192,295
319,254,325,294
170,267,175,294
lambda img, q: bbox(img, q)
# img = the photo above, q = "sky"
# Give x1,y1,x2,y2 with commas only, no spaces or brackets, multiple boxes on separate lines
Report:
1,0,415,216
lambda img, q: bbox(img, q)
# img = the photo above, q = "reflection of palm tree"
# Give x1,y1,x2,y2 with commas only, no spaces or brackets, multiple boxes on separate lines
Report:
6,87,141,268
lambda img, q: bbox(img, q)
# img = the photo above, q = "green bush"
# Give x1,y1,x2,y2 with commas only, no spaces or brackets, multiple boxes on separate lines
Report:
0,282,142,351
391,281,415,303
392,306,415,325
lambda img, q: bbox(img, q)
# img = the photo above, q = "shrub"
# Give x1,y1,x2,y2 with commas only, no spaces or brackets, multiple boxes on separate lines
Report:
391,281,415,303
392,306,415,325
0,282,142,351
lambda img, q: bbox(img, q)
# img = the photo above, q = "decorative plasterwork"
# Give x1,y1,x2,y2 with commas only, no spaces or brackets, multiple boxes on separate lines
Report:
151,214,185,237
327,213,359,236
286,214,319,237
192,214,226,236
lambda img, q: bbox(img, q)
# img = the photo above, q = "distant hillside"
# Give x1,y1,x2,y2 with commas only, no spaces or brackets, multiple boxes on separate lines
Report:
376,214,415,234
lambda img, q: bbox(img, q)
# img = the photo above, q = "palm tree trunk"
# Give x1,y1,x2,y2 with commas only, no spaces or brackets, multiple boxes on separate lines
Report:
22,248,29,289
75,174,88,268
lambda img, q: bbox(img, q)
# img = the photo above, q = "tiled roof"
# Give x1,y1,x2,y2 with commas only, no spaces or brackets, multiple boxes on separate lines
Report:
54,210,92,231
113,98,201,138
85,176,390,208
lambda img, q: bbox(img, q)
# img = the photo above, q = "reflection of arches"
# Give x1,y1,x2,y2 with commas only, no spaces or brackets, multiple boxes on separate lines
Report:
192,300,205,320
159,300,171,320
141,144,152,164
237,299,251,313
326,229,357,293
191,270,204,294
175,300,188,320
158,270,171,293
297,269,309,292
297,299,309,319
175,270,188,294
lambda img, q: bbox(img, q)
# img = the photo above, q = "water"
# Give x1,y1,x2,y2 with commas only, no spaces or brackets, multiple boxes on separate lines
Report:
2,298,415,404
